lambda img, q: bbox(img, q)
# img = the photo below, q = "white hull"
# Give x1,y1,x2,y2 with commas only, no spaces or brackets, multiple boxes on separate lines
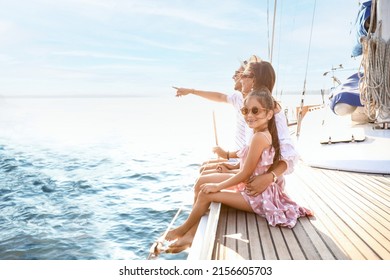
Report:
295,107,390,174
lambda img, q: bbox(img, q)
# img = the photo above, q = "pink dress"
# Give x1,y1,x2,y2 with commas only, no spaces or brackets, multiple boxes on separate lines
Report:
237,142,313,228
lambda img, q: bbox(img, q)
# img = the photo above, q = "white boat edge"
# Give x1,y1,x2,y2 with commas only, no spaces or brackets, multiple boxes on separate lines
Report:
187,202,221,260
295,106,390,175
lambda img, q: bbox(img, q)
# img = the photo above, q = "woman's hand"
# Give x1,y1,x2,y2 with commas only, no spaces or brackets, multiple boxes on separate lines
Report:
212,146,226,158
216,162,239,173
244,173,273,196
201,183,220,193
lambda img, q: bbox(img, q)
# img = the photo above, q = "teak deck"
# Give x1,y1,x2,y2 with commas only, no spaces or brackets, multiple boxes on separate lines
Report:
191,162,390,260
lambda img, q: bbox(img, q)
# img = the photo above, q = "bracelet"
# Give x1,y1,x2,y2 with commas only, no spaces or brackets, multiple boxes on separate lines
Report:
226,151,229,160
270,171,277,183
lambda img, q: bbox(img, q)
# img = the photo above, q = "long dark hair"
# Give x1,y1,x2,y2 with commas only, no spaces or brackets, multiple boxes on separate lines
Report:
249,61,276,92
244,88,280,170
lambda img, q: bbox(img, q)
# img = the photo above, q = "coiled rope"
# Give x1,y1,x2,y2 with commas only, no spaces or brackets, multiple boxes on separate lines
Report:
359,0,390,121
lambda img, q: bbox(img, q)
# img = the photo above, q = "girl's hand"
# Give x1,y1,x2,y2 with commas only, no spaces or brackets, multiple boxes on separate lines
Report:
201,183,220,193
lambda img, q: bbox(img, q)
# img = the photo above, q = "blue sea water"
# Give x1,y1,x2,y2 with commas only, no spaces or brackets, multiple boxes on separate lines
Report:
0,96,233,260
0,93,322,260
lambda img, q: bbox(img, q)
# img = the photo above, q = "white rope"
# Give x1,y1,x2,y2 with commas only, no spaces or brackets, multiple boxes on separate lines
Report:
359,0,390,121
147,111,221,259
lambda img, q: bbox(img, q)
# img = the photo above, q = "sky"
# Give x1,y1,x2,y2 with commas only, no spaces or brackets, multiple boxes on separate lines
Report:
0,0,364,97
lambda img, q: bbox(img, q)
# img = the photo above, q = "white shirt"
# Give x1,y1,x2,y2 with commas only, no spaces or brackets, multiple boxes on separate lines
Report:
227,92,253,150
275,111,299,174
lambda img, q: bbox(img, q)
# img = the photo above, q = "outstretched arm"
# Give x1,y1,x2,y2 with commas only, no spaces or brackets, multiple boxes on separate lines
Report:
173,86,228,103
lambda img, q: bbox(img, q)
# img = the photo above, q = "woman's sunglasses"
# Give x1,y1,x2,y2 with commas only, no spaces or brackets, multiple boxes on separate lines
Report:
240,106,267,116
241,73,254,79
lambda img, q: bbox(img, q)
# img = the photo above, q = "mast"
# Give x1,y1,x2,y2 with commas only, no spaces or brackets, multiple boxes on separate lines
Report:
269,0,277,63
378,0,390,40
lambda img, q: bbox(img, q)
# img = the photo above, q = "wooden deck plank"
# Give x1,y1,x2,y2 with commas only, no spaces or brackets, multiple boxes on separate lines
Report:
294,165,383,259
298,217,336,260
286,172,351,260
297,166,378,259
357,175,390,197
306,168,390,259
300,166,384,259
285,174,340,260
256,216,277,260
225,207,243,259
325,172,390,230
280,227,306,260
319,170,390,244
345,174,390,203
344,171,390,196
325,171,390,235
343,172,390,204
290,219,321,259
246,212,263,259
236,210,250,259
268,226,292,259
284,164,379,259
372,176,390,189
340,172,390,209
209,162,389,260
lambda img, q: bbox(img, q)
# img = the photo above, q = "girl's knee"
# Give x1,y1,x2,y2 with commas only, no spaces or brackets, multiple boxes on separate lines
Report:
197,190,212,202
194,182,202,196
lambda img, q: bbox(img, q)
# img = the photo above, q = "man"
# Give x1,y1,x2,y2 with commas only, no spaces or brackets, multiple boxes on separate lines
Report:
173,55,261,172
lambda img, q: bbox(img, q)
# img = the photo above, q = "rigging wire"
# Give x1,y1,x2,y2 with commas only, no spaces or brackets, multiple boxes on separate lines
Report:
267,0,271,61
296,0,317,137
275,0,284,99
270,0,278,64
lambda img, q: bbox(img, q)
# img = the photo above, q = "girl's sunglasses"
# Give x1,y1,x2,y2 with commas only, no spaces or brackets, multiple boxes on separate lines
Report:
240,106,267,116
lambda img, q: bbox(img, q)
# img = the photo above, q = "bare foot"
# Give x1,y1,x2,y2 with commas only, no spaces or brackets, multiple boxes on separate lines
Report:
168,230,195,248
165,244,190,254
165,227,185,241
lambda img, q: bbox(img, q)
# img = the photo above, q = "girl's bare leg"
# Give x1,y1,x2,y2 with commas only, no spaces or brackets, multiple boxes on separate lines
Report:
166,191,252,242
193,173,234,204
166,222,198,252
165,193,212,241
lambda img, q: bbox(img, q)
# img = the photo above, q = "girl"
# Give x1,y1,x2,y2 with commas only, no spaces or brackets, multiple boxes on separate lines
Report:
241,61,299,197
165,88,312,249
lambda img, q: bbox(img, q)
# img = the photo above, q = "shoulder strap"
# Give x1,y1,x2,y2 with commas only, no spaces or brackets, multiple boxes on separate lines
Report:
258,131,272,145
